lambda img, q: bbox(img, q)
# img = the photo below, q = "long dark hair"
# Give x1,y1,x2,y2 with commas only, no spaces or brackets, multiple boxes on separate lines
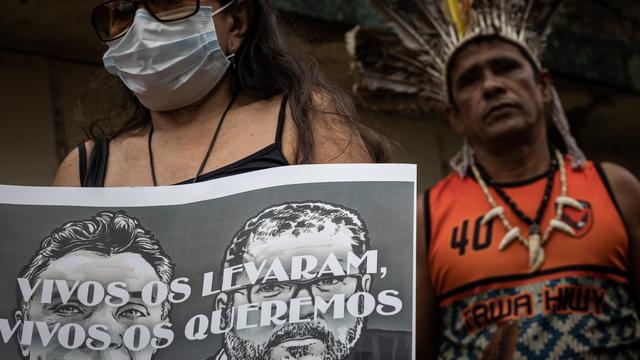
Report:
85,0,390,163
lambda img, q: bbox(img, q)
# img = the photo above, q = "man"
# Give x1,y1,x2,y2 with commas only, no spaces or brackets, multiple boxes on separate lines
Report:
211,201,411,360
13,210,175,360
351,0,640,358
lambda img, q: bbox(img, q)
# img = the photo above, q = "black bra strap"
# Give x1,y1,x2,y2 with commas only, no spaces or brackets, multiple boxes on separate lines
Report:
78,142,88,186
82,138,109,187
423,189,432,255
275,94,289,149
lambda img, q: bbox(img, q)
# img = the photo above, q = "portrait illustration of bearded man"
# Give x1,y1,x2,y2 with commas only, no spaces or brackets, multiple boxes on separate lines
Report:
210,201,410,360
13,210,175,360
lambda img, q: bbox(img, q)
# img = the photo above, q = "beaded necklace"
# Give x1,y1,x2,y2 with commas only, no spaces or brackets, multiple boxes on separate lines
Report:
470,150,584,272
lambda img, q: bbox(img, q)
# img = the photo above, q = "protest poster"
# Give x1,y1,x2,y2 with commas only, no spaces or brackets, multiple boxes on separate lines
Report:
0,164,416,359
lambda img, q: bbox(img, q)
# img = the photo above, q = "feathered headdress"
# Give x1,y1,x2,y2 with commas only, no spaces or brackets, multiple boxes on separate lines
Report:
348,0,586,176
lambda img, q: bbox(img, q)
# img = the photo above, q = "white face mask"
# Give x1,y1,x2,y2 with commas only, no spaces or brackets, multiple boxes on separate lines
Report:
103,3,236,111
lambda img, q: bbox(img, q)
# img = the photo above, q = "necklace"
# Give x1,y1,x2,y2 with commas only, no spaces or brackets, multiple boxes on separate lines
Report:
471,150,585,272
475,153,558,230
148,92,239,186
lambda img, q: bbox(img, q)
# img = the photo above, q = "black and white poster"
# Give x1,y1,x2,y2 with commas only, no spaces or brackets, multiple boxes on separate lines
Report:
0,164,416,360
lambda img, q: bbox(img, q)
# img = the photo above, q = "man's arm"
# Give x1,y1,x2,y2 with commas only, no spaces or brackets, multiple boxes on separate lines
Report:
416,192,438,359
601,163,640,314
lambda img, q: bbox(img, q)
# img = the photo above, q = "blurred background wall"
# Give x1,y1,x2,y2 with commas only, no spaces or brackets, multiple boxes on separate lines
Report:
0,0,638,189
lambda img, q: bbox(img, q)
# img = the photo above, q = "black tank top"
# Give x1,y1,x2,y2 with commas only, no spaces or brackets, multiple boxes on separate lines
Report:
78,95,290,187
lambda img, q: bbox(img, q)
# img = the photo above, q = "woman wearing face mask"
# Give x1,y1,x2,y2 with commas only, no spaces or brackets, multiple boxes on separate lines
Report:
53,0,389,187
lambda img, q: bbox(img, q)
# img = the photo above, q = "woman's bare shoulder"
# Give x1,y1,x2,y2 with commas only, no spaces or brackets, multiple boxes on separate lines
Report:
308,90,373,164
52,140,95,186
278,90,374,164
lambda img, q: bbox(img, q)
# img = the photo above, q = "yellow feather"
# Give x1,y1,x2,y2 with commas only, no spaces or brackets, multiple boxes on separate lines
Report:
446,0,466,39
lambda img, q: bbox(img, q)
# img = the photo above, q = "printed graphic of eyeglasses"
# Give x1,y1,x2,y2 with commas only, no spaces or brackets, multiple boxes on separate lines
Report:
234,275,363,303
92,0,202,41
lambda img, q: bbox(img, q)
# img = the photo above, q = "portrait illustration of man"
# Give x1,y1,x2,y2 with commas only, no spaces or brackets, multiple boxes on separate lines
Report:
211,201,410,360
13,210,175,360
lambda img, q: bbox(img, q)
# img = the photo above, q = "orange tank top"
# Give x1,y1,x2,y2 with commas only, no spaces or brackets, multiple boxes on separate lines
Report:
426,159,640,358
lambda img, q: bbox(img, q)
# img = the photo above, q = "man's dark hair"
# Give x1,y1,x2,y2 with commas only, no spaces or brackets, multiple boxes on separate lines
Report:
17,211,175,318
222,201,371,272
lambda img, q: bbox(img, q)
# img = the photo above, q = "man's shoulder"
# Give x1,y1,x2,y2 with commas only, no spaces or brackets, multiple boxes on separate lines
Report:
598,162,640,227
599,162,640,195
427,172,467,199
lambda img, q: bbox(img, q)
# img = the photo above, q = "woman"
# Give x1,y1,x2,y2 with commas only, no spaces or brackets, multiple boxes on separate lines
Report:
54,0,389,187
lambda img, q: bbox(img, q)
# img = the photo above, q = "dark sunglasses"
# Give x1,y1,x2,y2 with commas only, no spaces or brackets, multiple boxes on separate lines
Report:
91,0,201,42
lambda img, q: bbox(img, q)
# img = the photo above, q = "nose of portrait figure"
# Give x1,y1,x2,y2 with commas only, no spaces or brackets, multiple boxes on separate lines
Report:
86,307,126,351
293,286,316,321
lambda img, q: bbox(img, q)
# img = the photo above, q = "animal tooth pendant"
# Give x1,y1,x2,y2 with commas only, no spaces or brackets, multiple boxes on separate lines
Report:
529,245,545,273
499,227,520,251
528,225,545,272
482,206,504,225
556,196,584,211
550,219,576,237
